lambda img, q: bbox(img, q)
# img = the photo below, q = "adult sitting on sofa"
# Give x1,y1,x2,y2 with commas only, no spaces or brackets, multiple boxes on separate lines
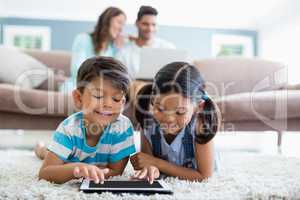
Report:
0,47,299,152
116,5,175,78
60,6,127,93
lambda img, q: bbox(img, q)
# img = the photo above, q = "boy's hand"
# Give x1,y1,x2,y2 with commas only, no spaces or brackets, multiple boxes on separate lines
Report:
73,165,109,184
131,165,160,184
130,152,156,170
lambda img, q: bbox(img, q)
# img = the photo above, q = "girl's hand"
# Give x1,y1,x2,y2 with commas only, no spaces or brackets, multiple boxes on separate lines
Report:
73,165,109,184
130,152,156,170
131,165,160,184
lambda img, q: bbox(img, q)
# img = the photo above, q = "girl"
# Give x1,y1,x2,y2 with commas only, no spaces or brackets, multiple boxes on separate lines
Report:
61,7,128,92
130,62,221,184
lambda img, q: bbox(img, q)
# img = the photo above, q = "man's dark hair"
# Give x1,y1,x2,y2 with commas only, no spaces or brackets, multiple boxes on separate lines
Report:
76,56,130,94
137,5,158,21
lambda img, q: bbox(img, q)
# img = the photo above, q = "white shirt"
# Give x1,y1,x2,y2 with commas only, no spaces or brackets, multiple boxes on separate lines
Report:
144,126,198,168
116,37,176,77
144,121,220,171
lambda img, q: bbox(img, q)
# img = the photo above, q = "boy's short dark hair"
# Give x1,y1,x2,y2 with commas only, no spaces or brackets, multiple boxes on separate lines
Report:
76,56,130,94
137,5,158,21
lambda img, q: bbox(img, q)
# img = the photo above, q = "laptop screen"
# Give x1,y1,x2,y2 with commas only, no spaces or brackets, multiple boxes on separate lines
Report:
137,48,189,79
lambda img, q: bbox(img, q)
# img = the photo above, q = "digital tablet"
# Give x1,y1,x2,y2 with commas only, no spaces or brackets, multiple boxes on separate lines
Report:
80,179,173,195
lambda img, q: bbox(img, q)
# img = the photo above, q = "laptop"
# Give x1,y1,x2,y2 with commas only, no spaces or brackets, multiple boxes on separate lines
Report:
136,48,189,80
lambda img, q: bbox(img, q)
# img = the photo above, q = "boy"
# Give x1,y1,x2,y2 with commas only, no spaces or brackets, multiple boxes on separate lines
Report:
38,56,136,184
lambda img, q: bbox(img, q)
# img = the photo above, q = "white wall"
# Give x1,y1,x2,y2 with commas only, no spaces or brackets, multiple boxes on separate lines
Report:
258,0,300,84
0,0,284,29
0,2,3,15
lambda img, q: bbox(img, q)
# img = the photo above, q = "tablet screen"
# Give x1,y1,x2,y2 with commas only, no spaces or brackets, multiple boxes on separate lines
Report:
89,181,163,189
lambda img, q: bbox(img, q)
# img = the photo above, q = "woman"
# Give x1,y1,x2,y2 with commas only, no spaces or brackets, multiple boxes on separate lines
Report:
60,7,127,92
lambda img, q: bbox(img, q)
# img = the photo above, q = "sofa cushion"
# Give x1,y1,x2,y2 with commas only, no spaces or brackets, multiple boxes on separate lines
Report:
216,90,300,122
0,46,54,89
24,49,71,76
194,58,287,97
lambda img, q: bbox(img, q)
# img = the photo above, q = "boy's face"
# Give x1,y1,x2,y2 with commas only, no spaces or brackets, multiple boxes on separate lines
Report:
73,78,126,131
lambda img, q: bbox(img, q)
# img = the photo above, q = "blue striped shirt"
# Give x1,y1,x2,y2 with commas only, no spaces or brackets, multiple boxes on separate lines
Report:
48,112,136,165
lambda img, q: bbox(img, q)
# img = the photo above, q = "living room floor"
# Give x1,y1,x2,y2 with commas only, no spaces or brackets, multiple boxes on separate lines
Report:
0,129,299,158
1,129,299,199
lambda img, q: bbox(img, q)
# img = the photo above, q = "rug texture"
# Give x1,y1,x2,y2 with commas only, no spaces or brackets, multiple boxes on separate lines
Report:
0,150,300,200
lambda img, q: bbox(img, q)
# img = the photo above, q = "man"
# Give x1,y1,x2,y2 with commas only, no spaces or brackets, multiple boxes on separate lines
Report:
116,5,175,77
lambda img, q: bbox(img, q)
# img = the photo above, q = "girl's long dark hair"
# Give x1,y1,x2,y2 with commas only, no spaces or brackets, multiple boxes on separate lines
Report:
134,62,221,144
91,7,125,53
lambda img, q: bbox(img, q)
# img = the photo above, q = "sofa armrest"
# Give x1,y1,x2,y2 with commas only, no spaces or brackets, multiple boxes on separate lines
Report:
280,83,300,90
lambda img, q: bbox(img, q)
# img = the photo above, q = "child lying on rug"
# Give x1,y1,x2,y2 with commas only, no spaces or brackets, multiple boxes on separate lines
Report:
130,62,221,182
36,56,136,184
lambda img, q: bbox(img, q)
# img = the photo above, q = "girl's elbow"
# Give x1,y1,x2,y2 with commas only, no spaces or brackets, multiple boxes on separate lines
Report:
199,170,213,180
192,170,213,182
201,173,212,180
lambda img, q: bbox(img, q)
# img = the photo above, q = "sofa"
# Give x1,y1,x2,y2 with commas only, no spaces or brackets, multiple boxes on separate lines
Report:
0,49,299,146
194,59,300,146
0,50,73,130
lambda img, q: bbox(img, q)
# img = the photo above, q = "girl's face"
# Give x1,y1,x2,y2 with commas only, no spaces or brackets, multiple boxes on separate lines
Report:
151,92,196,135
109,14,126,39
73,78,126,133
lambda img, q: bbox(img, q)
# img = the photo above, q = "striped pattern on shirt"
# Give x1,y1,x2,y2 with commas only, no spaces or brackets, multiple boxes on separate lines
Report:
48,112,136,165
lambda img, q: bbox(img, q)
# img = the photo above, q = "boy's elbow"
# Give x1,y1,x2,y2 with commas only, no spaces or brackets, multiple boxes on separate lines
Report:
38,170,65,184
38,169,46,181
38,168,54,183
38,167,48,181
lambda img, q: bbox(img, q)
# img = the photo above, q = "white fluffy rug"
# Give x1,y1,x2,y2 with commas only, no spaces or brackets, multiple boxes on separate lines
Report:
0,150,300,200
